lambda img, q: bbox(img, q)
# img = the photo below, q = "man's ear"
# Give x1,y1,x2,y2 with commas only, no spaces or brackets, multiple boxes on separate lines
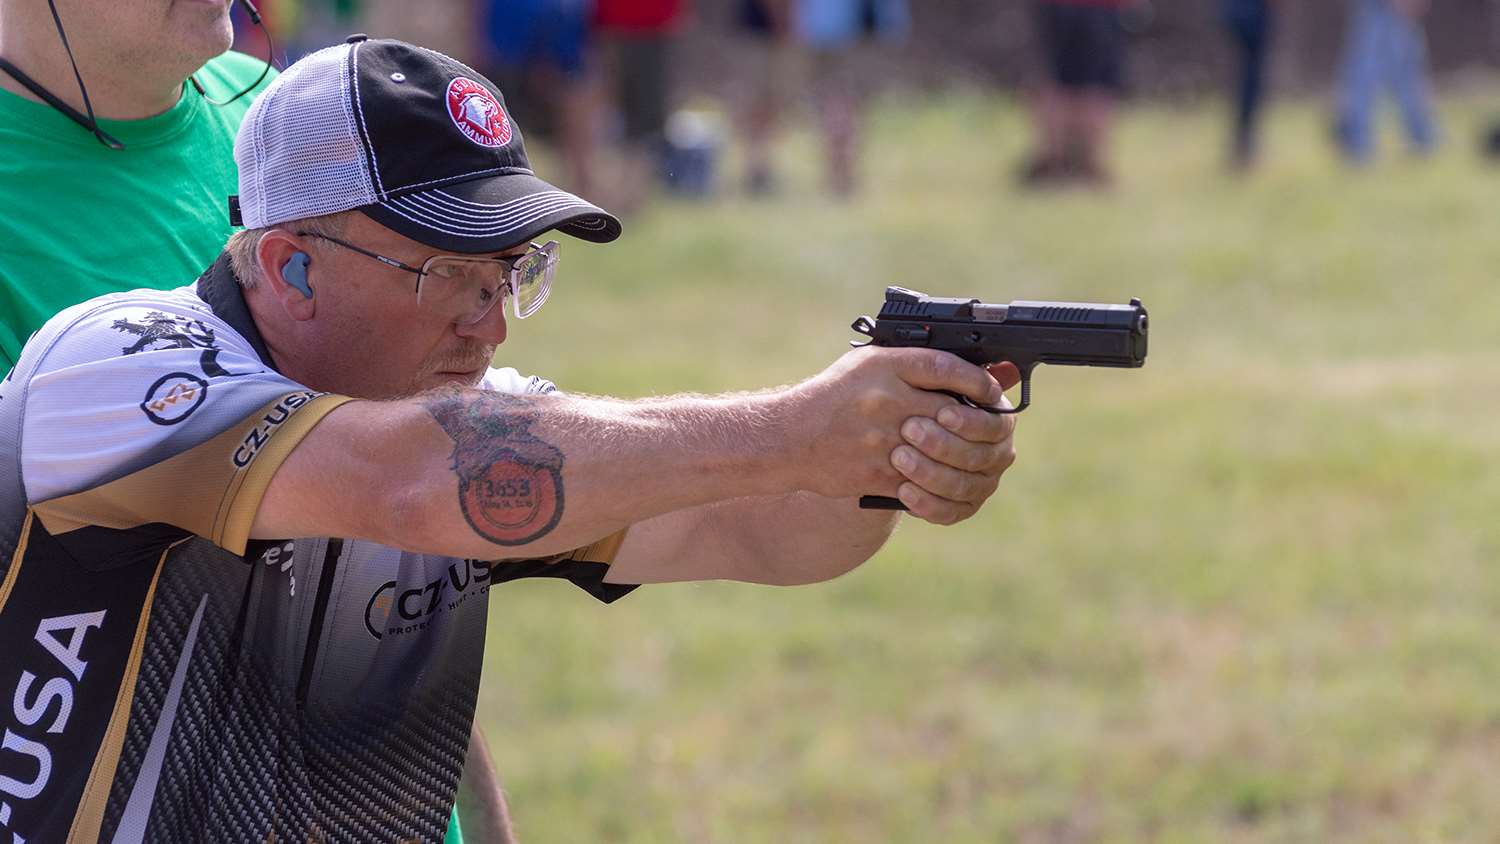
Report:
257,230,318,321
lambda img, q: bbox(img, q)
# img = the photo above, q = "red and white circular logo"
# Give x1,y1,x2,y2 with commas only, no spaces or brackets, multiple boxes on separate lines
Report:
445,77,512,148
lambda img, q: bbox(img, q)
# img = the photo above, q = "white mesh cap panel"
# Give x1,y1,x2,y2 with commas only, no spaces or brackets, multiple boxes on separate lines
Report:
234,43,379,228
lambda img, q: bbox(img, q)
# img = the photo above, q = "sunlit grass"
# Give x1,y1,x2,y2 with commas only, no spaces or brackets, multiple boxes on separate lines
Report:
482,89,1500,843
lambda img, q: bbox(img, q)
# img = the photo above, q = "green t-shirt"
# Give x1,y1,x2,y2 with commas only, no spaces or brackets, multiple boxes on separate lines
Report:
0,50,272,370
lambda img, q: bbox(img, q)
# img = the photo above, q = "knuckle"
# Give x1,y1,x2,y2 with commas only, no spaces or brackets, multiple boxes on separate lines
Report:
897,482,923,510
918,350,947,383
958,407,988,435
960,445,990,473
862,470,889,492
932,505,964,526
928,436,977,473
936,408,964,437
962,444,991,473
852,464,882,491
981,410,1011,437
988,438,1012,466
900,417,927,447
931,467,959,495
854,388,886,417
998,443,1018,472
899,453,932,485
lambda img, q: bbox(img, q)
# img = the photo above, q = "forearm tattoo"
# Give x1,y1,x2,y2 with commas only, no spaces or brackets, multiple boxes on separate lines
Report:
421,389,566,546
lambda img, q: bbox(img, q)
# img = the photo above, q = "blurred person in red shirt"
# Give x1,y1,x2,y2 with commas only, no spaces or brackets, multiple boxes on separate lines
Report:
590,0,688,210
1021,0,1130,188
594,0,685,31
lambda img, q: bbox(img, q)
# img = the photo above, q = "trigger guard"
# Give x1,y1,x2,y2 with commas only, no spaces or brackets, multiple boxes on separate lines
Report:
939,390,998,414
944,382,1028,415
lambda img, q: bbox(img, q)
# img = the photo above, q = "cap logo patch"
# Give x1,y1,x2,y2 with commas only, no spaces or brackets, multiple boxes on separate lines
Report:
446,77,512,148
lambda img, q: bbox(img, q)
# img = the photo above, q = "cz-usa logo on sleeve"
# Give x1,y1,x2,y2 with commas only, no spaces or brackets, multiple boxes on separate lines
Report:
141,373,208,425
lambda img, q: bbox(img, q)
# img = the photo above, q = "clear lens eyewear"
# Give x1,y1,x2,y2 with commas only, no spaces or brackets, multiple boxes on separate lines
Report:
416,241,560,325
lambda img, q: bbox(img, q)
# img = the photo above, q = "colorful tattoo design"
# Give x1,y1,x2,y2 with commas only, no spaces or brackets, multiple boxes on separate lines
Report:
422,389,565,546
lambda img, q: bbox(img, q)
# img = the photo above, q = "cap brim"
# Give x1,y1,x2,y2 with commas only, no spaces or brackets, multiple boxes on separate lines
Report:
360,172,622,253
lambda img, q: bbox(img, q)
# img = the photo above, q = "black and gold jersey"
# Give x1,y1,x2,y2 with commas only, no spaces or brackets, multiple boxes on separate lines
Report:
0,256,633,843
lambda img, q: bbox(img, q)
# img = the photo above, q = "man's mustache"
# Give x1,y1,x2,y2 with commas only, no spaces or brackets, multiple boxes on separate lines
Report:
427,343,495,375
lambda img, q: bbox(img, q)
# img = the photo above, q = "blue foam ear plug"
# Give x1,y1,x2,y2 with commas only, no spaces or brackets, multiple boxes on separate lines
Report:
283,252,312,298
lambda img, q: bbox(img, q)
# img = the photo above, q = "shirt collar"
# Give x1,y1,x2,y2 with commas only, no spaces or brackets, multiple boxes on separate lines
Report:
195,251,277,369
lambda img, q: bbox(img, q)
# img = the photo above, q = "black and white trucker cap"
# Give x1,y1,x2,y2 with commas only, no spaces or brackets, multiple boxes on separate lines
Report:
231,35,621,252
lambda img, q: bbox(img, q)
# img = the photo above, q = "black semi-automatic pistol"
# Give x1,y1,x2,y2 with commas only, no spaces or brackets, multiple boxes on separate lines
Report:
851,286,1149,510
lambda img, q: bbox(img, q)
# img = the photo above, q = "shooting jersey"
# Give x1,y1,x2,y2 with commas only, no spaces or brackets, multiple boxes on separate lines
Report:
0,255,635,843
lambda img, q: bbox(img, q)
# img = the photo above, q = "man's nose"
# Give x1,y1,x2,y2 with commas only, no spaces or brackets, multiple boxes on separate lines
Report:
454,301,508,345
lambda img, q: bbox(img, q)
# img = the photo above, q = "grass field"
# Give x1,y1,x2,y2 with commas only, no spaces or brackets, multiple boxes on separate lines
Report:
478,91,1500,843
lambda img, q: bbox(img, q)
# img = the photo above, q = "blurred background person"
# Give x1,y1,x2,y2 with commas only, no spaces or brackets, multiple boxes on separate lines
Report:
1222,0,1277,173
1333,0,1439,164
480,0,597,195
1020,0,1130,189
736,0,795,195
732,0,908,198
590,0,689,212
363,0,474,67
794,0,910,197
261,0,363,61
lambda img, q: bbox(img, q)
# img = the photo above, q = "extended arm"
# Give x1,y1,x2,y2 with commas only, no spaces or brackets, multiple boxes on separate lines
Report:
251,385,794,560
607,365,1019,586
250,347,1013,570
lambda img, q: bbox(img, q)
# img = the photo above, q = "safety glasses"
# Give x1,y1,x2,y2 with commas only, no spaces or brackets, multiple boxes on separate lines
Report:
296,233,560,325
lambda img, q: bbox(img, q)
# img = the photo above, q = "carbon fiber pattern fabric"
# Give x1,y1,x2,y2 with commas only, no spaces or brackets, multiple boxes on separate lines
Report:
301,667,479,841
86,537,486,842
100,540,258,842
201,644,315,842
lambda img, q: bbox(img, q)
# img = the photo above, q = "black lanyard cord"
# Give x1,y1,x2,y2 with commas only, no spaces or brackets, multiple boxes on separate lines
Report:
0,0,124,149
0,53,122,149
43,0,120,148
190,13,276,108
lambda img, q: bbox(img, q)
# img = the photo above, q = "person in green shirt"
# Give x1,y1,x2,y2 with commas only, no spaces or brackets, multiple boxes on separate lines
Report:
0,3,506,842
0,2,273,371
